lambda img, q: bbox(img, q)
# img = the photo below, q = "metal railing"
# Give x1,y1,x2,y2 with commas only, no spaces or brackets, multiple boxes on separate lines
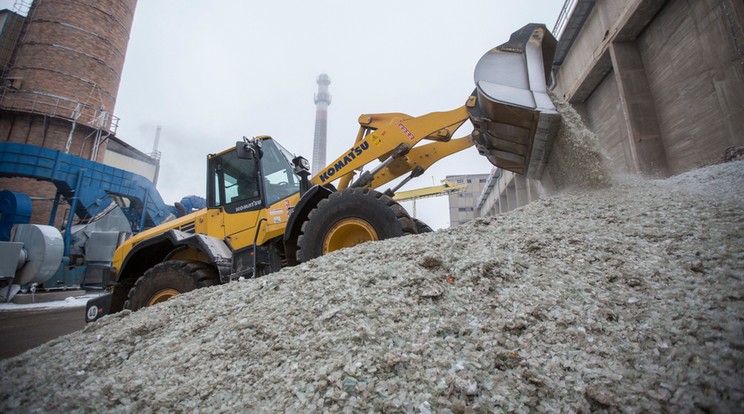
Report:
553,0,577,40
0,87,119,134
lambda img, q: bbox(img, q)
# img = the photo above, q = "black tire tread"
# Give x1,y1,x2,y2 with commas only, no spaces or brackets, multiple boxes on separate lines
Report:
123,260,218,311
296,187,416,262
413,218,433,233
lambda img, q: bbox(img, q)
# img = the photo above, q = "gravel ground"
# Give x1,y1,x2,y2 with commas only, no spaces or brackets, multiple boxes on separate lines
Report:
1,101,742,412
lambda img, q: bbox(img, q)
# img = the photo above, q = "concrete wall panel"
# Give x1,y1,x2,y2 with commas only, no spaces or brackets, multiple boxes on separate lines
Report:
581,70,633,174
639,0,744,172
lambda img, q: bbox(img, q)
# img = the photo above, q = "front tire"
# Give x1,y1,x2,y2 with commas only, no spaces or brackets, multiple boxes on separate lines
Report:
124,261,218,311
413,218,433,233
297,188,415,262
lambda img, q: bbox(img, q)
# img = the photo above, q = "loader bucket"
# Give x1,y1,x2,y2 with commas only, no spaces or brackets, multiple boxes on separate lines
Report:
469,23,559,180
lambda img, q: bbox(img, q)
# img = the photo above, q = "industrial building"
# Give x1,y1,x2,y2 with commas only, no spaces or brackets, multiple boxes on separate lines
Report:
0,0,157,226
466,0,744,223
446,173,489,227
553,0,742,175
476,168,541,218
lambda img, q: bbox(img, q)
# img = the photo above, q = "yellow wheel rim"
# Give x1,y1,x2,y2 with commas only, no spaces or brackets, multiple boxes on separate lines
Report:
323,218,378,254
147,288,180,306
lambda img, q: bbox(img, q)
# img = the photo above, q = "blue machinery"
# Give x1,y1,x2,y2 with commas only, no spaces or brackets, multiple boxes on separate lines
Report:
0,142,175,240
0,188,32,241
0,142,203,290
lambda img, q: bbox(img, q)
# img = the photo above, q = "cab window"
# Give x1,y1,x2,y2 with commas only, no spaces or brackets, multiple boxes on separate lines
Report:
209,150,260,207
260,139,301,205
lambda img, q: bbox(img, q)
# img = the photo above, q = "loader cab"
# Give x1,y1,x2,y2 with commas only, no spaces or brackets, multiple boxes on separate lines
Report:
207,137,303,213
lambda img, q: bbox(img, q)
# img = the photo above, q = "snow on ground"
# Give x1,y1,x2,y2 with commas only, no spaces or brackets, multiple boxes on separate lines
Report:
0,292,106,312
1,97,742,412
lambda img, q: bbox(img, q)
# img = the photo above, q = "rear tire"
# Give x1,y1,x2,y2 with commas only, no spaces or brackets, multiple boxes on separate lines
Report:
297,188,415,263
124,261,218,311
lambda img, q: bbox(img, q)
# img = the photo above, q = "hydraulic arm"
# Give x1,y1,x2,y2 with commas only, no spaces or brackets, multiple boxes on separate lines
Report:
310,23,559,196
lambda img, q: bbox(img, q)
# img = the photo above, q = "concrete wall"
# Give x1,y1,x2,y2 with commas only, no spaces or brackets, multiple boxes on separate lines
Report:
638,0,744,173
575,70,634,175
553,0,744,176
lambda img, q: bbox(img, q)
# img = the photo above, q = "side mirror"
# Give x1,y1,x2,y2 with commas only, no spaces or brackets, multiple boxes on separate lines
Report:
292,156,312,196
236,141,254,159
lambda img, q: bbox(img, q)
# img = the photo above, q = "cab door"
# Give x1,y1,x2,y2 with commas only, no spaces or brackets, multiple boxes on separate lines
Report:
207,148,262,251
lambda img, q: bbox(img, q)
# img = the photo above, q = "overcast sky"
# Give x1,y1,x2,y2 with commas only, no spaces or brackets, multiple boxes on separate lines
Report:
2,0,566,230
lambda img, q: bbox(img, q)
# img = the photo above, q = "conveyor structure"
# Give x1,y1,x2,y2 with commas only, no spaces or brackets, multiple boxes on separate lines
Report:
0,142,176,234
0,142,204,298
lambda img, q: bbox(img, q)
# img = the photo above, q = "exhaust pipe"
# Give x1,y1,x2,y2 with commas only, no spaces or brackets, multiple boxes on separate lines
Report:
469,23,559,180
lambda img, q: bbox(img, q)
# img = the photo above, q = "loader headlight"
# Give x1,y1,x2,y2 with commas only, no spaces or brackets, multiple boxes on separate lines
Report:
292,156,310,174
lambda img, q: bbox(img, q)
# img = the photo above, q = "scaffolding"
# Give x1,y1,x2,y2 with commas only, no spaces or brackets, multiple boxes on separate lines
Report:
0,87,119,161
0,87,119,134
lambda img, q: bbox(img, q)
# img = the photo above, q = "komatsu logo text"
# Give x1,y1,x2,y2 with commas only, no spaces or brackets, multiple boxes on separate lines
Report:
319,141,370,183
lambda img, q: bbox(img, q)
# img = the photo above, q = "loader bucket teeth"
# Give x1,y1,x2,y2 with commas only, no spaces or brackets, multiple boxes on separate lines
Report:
469,23,560,179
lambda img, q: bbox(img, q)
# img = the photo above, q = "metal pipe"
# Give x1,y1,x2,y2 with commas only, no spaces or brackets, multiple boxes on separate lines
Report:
48,191,61,226
386,165,425,196
350,143,410,188
64,169,85,256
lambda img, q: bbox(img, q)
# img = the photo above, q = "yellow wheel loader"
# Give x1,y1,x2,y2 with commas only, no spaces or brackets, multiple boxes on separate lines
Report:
86,24,560,319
